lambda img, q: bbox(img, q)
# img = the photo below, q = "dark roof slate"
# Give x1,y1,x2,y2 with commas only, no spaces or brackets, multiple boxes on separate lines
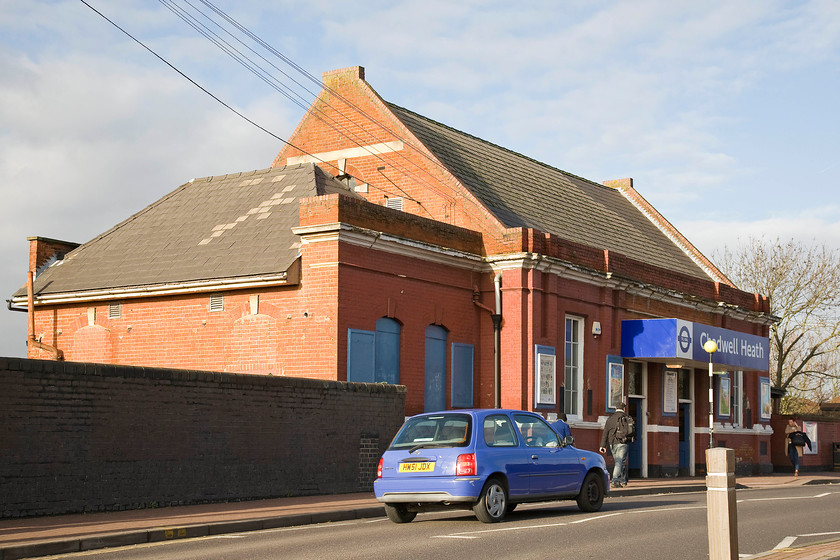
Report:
387,103,707,280
26,164,356,296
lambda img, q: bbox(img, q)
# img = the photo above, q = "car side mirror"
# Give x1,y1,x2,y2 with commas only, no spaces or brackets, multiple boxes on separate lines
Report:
563,435,575,447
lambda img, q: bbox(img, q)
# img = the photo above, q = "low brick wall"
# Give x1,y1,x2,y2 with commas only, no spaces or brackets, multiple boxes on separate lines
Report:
0,357,405,518
770,415,840,473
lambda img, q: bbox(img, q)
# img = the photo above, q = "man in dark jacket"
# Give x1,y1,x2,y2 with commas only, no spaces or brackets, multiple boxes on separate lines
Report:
599,402,630,488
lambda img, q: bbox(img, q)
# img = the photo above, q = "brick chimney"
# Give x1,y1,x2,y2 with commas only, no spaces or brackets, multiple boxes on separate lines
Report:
28,236,79,276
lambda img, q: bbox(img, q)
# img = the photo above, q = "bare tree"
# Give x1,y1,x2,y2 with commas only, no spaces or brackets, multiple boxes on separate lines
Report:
716,238,840,413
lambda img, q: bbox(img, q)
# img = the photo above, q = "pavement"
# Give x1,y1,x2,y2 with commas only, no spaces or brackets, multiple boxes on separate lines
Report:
1,472,839,560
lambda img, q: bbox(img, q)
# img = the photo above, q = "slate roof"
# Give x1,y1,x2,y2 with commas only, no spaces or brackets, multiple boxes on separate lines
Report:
387,103,709,280
23,164,357,296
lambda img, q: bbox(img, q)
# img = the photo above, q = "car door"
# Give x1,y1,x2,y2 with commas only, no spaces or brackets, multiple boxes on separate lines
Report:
481,413,530,499
513,413,583,496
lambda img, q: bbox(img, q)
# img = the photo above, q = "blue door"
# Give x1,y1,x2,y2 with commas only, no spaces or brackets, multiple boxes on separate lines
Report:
375,318,400,384
424,325,447,412
628,398,642,472
679,403,691,475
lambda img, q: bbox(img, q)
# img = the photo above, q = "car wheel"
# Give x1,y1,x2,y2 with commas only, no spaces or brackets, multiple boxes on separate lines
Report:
384,503,417,523
473,478,507,523
576,472,605,512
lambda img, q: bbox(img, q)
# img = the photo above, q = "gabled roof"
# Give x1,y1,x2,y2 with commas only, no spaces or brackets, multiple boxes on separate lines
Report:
386,103,715,281
20,164,357,298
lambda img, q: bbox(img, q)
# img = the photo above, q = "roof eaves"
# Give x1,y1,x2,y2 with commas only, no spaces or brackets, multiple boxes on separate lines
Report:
606,179,734,287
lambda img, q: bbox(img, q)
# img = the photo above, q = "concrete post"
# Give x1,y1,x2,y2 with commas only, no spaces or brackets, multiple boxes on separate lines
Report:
706,447,739,560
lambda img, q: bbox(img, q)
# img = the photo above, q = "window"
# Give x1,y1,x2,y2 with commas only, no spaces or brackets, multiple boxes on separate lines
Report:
390,414,471,449
451,343,474,408
564,316,583,416
347,318,401,384
731,371,743,427
513,414,560,448
627,361,643,396
483,415,518,447
678,369,691,400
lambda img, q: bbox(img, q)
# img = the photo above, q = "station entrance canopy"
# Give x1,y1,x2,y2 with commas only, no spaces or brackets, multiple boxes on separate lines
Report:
621,319,769,372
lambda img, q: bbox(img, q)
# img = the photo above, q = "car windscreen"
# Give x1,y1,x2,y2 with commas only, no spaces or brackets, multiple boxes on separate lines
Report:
389,414,472,450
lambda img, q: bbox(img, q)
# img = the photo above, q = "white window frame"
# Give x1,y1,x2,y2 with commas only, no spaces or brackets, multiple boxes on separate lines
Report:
564,315,584,419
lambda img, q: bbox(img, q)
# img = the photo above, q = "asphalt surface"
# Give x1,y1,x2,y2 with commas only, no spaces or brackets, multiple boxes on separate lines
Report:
1,472,839,560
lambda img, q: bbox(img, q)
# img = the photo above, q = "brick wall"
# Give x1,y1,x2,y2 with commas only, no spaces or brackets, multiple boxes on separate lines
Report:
0,357,406,518
770,415,840,473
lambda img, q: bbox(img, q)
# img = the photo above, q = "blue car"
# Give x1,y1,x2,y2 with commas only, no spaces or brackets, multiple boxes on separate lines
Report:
374,409,610,523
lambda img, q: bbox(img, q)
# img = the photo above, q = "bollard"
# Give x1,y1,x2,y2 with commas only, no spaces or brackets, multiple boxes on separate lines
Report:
706,447,739,560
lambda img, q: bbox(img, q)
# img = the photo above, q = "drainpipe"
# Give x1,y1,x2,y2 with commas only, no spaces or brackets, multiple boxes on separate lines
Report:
472,271,503,408
492,272,503,408
26,270,63,360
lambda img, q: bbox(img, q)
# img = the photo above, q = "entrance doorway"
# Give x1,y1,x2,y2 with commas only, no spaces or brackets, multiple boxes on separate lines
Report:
627,397,643,478
678,403,691,476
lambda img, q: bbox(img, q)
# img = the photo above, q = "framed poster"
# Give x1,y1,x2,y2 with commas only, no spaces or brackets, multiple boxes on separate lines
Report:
535,345,556,406
607,357,624,411
759,377,772,420
803,421,818,455
718,377,731,417
663,370,678,415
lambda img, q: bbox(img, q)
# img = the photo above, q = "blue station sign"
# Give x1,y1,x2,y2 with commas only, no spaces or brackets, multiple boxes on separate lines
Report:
621,319,769,371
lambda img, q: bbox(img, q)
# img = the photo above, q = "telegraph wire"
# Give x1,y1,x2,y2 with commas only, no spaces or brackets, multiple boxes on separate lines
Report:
183,0,461,206
159,0,433,211
79,0,342,176
82,0,503,234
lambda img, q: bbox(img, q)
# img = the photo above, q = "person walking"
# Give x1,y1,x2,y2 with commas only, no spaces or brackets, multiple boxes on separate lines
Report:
784,418,808,476
599,402,633,488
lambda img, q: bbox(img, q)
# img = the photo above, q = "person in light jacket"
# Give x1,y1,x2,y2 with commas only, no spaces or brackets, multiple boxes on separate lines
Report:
785,418,805,476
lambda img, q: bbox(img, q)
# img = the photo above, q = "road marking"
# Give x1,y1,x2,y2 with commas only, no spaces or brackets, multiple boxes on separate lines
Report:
570,512,623,524
438,521,570,538
800,530,840,537
738,491,837,503
773,536,797,549
434,535,479,539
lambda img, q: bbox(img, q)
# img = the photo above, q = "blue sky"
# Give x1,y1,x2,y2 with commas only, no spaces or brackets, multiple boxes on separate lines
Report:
1,0,839,357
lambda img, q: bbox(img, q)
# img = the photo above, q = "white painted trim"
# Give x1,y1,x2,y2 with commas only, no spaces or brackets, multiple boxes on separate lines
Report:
17,274,289,305
647,424,680,433
292,222,487,271
286,141,404,165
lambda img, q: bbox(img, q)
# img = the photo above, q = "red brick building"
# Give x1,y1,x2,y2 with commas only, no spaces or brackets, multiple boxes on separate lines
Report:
10,66,774,476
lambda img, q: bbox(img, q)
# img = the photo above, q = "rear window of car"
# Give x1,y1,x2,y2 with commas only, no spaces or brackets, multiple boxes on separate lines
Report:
389,414,472,450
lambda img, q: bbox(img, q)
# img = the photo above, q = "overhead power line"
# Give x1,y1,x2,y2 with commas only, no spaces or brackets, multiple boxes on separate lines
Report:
78,0,333,172
82,0,503,234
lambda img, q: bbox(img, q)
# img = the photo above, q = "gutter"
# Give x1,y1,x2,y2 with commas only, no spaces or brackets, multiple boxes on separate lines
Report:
26,270,63,360
8,274,290,306
473,271,503,408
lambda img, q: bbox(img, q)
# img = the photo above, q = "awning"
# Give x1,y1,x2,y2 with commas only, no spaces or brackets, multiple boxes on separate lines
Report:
621,319,769,371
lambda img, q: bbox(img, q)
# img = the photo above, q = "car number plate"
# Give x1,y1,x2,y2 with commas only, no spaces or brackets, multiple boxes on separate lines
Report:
399,462,434,473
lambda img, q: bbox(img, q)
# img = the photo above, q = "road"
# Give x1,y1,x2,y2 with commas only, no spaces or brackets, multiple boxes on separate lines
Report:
36,485,840,560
